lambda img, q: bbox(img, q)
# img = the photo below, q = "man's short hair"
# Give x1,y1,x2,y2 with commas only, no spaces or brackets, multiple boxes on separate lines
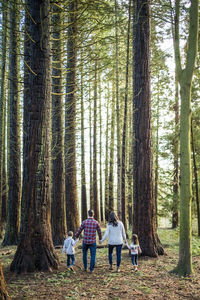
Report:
68,231,73,236
88,209,94,217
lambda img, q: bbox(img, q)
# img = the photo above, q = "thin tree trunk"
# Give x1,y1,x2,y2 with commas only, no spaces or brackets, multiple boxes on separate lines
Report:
93,59,100,221
133,0,164,257
121,0,131,233
172,73,179,228
104,86,110,221
109,85,115,213
191,120,200,236
89,81,93,209
10,0,59,273
115,0,122,219
98,72,104,222
3,0,21,246
80,52,87,221
0,0,8,235
51,2,66,245
65,0,80,231
154,78,160,227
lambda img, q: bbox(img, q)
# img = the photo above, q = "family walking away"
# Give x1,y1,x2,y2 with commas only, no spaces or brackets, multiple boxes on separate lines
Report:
62,209,142,273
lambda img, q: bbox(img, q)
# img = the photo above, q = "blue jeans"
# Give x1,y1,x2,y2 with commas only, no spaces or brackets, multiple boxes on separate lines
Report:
108,244,123,267
67,254,75,267
82,242,96,271
131,254,138,266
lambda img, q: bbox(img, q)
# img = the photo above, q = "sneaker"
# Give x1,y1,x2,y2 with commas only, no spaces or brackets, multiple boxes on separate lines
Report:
135,267,138,271
70,266,74,271
116,267,120,273
109,265,113,270
89,270,93,274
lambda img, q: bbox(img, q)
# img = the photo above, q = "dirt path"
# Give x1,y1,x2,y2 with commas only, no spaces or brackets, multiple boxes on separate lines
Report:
2,243,200,300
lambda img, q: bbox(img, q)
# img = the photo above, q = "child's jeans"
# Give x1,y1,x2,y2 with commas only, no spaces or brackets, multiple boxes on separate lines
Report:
67,254,75,267
131,254,138,266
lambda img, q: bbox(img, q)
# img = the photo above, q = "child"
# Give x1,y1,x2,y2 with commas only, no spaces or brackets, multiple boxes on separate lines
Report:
127,234,142,271
62,231,79,271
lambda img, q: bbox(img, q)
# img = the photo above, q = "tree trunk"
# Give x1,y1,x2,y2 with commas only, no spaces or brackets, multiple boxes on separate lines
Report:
154,79,160,227
104,86,110,221
20,0,30,233
172,0,199,276
121,0,131,233
191,120,200,236
3,0,21,246
98,73,104,222
65,0,80,231
10,0,59,273
108,85,115,213
80,52,87,221
115,0,122,220
89,81,93,209
133,0,164,257
51,2,66,245
93,59,100,221
0,0,8,235
172,73,179,229
0,262,11,300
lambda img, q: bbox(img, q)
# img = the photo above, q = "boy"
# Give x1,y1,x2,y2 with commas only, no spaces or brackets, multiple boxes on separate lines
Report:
62,231,79,271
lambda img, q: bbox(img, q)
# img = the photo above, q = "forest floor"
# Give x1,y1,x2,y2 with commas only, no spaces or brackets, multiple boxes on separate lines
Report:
1,228,200,300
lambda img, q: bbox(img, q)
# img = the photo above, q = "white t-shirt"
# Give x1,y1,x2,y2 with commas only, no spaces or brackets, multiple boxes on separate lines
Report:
62,237,78,255
128,242,141,255
101,221,127,245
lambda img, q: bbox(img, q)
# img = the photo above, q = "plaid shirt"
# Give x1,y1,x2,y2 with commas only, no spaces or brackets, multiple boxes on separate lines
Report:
75,217,102,244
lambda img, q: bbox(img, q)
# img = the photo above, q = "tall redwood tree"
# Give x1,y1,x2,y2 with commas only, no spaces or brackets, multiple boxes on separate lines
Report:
133,0,164,256
10,0,59,273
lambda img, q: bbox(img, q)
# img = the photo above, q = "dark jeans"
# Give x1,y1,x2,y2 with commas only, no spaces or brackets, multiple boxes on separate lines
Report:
131,254,138,266
67,254,75,267
108,244,123,267
82,242,96,271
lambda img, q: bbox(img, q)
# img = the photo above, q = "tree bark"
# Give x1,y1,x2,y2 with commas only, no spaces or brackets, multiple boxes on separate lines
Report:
115,0,122,220
172,73,179,229
3,0,21,246
191,120,200,236
108,85,115,213
51,1,66,245
172,0,199,276
80,51,87,222
104,86,110,221
10,0,59,273
133,0,164,257
0,0,8,235
65,0,80,231
93,59,100,221
0,262,11,300
121,0,131,233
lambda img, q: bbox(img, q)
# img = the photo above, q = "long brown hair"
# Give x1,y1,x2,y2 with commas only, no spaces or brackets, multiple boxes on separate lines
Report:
108,211,119,227
132,234,139,245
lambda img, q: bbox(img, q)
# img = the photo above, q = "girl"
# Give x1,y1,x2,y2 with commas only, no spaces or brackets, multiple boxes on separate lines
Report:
100,212,127,273
127,234,142,271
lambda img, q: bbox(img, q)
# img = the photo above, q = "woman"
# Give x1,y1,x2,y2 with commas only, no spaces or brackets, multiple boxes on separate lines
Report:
100,212,127,272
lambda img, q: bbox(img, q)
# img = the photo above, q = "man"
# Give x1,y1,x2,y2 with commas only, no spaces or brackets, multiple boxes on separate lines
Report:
75,209,102,273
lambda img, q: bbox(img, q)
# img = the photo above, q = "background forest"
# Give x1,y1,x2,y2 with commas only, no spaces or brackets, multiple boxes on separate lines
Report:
0,0,200,299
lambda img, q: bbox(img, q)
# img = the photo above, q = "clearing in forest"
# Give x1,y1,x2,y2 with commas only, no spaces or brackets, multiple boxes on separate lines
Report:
1,229,200,300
